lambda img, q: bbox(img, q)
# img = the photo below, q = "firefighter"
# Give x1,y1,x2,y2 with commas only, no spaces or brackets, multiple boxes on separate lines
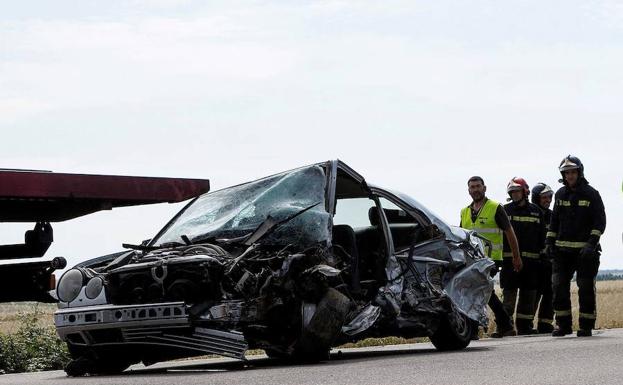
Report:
531,183,555,333
501,177,546,335
546,155,606,337
460,176,522,338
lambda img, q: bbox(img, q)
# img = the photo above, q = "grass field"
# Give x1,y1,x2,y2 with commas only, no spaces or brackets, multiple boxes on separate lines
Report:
1,280,622,336
489,280,623,331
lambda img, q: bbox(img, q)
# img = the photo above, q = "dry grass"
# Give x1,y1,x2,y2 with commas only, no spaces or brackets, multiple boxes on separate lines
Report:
0,303,56,334
489,280,623,331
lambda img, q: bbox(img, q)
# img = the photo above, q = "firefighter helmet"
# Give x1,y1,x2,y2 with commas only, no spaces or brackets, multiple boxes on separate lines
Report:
507,177,530,198
558,155,584,178
531,183,553,205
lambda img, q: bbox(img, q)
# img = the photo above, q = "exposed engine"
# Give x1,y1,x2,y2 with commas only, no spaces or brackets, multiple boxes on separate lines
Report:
104,242,344,324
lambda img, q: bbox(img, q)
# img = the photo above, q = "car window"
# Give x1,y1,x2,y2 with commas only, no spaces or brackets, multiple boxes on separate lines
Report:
378,197,422,252
333,198,377,229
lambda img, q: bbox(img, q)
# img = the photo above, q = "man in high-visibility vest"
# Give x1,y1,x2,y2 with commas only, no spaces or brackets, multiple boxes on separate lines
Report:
461,176,523,338
546,155,606,337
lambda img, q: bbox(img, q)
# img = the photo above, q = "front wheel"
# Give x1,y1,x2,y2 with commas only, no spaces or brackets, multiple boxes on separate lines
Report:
64,346,135,377
430,310,474,351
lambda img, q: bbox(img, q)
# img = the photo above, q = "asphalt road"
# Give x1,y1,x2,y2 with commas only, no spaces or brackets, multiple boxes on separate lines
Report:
2,329,622,385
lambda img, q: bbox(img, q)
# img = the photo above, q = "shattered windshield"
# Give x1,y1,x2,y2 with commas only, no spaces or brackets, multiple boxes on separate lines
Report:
153,165,330,247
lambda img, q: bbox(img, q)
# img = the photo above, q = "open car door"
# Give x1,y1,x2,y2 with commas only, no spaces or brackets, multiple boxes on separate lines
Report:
0,169,210,302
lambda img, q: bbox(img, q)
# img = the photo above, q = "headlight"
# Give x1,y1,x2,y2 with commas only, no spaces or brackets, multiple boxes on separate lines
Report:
57,269,84,302
85,276,104,299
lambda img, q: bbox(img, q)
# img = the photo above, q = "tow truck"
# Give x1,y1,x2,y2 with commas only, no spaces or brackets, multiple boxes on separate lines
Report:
0,168,210,303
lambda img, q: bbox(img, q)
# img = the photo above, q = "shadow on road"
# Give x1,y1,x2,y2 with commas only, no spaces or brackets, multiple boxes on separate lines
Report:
114,345,491,378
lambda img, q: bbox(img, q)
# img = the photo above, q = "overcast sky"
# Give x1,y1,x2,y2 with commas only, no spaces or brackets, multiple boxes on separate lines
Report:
1,1,621,270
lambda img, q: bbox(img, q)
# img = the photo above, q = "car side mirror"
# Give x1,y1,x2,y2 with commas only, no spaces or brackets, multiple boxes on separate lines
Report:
140,239,152,246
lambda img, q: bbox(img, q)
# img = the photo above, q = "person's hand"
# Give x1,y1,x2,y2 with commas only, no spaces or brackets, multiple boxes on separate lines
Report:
545,244,556,260
513,256,523,272
580,243,596,259
489,263,500,278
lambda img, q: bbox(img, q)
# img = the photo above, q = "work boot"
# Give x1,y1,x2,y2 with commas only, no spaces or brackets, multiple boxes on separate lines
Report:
516,319,537,335
517,328,537,336
490,326,516,338
552,326,572,337
537,323,554,334
577,329,593,337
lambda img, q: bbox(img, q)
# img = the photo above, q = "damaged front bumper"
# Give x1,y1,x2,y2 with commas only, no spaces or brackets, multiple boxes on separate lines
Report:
54,302,248,360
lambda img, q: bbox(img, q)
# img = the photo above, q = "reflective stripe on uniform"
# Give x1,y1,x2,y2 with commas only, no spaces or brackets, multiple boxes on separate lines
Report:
546,231,557,238
579,312,596,319
516,313,534,320
474,228,502,235
538,318,553,324
522,252,540,258
504,251,541,259
590,229,602,237
511,215,540,223
559,200,572,206
555,309,571,316
578,200,591,207
555,240,587,248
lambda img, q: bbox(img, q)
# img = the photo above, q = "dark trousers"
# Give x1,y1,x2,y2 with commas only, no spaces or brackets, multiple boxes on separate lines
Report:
500,257,538,331
535,259,554,327
489,261,512,330
552,250,600,330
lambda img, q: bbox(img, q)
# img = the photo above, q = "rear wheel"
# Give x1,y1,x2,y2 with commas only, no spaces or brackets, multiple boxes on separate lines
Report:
430,310,474,351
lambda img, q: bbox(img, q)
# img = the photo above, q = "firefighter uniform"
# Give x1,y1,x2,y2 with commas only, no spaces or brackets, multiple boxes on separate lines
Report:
501,197,545,334
532,183,554,333
547,156,606,336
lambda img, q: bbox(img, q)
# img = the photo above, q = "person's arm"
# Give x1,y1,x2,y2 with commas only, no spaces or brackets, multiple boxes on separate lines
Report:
546,193,559,246
495,205,522,271
504,226,522,272
538,209,546,254
588,190,606,246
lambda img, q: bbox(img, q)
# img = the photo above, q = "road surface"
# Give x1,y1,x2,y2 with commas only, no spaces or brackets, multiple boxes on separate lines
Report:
2,329,622,385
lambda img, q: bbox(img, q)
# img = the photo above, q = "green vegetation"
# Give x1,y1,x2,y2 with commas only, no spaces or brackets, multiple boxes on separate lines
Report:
0,305,69,374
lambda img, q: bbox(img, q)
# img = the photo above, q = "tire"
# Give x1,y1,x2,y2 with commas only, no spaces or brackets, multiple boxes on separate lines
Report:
64,349,134,376
430,310,474,351
265,288,349,363
265,345,330,363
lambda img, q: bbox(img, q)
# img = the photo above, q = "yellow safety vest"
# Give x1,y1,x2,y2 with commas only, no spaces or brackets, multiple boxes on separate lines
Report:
461,199,503,261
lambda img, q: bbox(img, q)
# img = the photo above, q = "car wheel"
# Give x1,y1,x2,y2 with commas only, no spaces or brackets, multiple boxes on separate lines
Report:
430,310,474,351
265,288,349,362
64,350,134,376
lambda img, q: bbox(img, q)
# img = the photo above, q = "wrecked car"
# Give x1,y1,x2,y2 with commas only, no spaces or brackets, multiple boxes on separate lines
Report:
54,160,495,376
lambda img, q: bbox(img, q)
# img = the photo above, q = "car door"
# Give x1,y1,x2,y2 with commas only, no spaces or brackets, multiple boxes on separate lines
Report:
375,193,452,302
